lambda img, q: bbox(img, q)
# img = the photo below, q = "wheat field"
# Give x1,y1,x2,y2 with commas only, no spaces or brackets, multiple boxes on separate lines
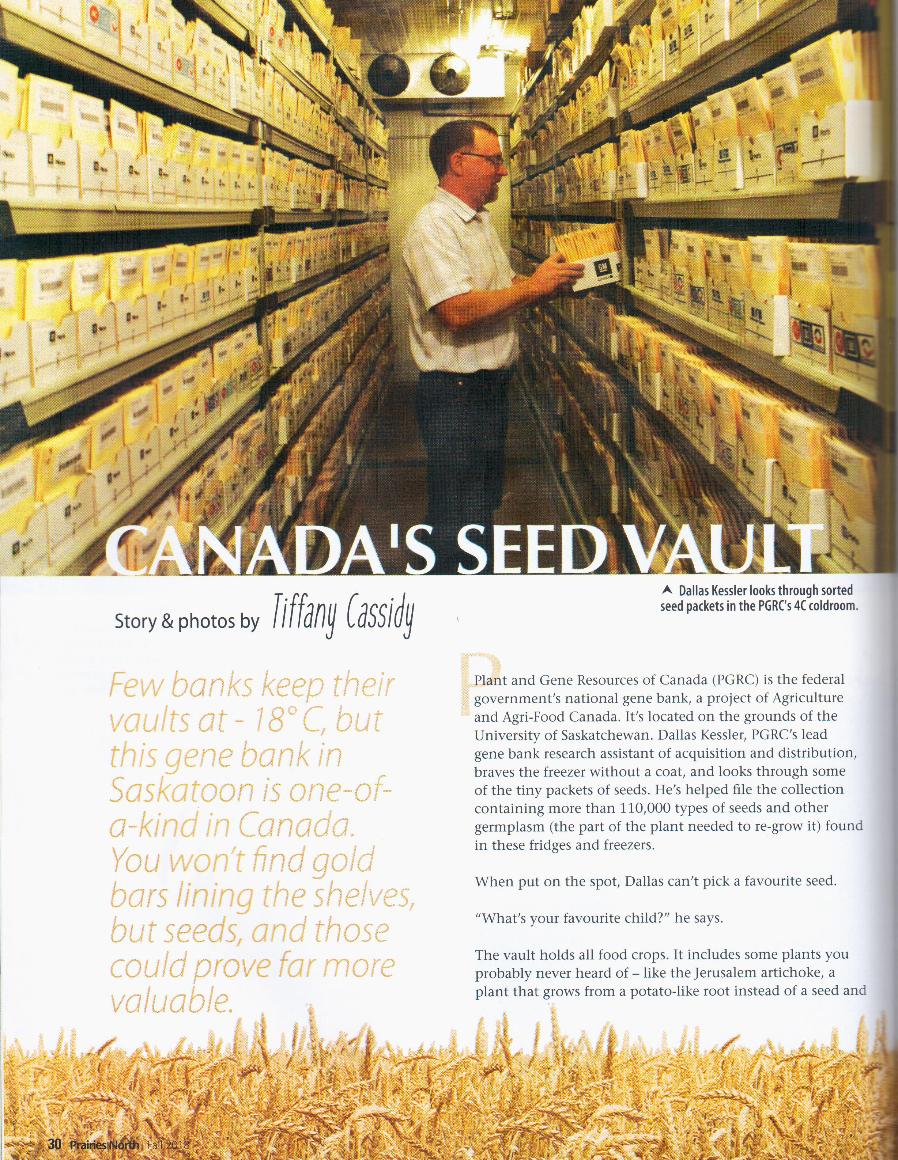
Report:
4,1013,895,1159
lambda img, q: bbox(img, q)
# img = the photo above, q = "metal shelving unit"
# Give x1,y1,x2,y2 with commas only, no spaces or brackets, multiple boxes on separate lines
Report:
0,202,260,237
261,49,333,112
64,263,389,575
627,182,886,223
262,123,334,165
7,302,258,430
0,8,255,135
552,26,620,113
58,387,263,576
557,118,617,162
621,0,872,128
509,0,890,574
266,246,387,307
0,0,392,576
626,285,878,411
542,301,817,573
274,322,391,542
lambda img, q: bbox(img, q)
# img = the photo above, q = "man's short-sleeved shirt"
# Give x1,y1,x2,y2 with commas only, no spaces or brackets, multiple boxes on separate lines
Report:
403,187,519,373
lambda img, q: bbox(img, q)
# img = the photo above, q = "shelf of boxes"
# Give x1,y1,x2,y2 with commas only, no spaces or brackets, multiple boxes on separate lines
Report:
280,0,332,50
518,348,595,527
620,0,872,129
6,299,260,430
0,0,391,576
626,285,859,410
531,302,807,574
509,0,889,574
59,382,264,575
45,250,389,576
274,306,391,539
0,8,257,135
261,50,333,112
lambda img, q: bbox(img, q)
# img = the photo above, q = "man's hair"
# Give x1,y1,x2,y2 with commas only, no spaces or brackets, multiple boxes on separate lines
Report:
429,119,499,177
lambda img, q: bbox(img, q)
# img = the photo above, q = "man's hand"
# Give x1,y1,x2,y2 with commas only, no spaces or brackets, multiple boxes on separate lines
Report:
528,252,585,299
433,253,586,332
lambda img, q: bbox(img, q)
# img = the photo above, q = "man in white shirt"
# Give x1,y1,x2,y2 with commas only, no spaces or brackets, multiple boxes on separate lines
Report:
403,119,583,573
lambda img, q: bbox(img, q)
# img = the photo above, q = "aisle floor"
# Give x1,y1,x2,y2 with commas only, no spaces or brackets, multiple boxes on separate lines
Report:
334,376,572,574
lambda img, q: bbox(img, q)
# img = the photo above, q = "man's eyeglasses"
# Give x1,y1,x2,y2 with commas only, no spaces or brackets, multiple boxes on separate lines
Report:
459,151,506,169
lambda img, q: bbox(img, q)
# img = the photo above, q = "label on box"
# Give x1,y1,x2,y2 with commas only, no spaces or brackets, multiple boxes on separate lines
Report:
128,428,161,484
76,303,117,365
148,161,176,205
115,296,148,349
0,322,31,401
149,34,173,80
789,303,831,371
709,279,729,328
30,137,79,200
117,151,150,202
743,132,776,188
745,293,789,355
619,162,648,199
694,146,714,190
173,53,196,89
714,138,744,191
680,15,700,65
92,446,132,518
0,132,30,200
159,411,185,461
728,293,746,336
773,469,830,554
828,493,874,572
688,279,708,318
30,315,77,383
774,127,800,185
83,0,120,53
78,144,116,202
833,316,877,385
46,477,95,559
799,101,881,182
120,16,150,70
145,291,168,337
0,506,48,576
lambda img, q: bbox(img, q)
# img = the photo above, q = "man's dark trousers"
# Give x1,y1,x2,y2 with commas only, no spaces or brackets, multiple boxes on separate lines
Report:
416,367,512,574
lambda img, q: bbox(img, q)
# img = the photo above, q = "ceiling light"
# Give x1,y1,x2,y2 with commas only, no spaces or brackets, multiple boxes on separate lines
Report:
491,0,517,17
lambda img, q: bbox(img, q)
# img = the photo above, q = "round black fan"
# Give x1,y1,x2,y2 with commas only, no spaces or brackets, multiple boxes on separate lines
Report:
367,54,411,97
430,52,471,95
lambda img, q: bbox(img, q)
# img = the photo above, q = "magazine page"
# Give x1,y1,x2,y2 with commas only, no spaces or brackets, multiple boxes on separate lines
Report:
0,0,895,1152
2,573,895,1158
